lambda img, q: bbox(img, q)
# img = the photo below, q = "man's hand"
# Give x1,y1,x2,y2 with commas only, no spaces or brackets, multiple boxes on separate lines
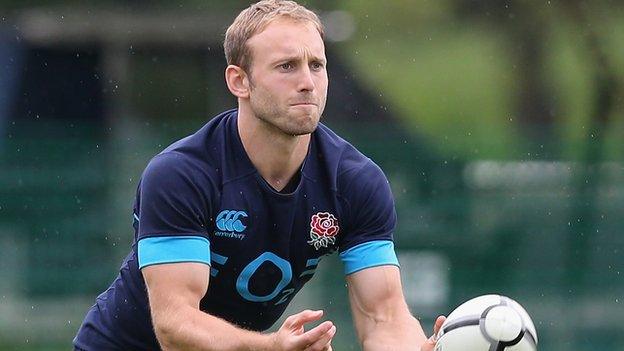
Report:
271,310,336,351
419,316,446,351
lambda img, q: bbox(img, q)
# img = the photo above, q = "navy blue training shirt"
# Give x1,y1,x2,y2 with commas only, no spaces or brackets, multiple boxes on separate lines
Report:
73,109,399,350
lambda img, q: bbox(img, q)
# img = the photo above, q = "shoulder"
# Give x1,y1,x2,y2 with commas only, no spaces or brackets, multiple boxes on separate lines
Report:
142,150,197,181
159,109,234,167
140,111,237,191
138,151,216,206
143,140,214,185
314,124,388,194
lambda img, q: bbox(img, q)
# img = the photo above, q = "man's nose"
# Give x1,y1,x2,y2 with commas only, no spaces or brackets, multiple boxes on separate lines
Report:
297,65,315,92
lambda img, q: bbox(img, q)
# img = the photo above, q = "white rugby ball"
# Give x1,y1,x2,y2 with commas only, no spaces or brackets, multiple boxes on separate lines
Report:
435,294,537,351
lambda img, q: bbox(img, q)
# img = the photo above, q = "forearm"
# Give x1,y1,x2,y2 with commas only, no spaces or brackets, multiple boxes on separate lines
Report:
358,311,428,351
154,304,273,351
347,266,429,350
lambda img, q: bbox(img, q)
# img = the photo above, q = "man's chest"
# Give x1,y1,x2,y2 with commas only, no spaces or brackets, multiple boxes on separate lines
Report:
205,180,341,305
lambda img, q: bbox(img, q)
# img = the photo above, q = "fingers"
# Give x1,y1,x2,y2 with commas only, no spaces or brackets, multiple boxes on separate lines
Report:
284,310,324,330
279,310,336,350
420,316,447,351
303,324,336,351
296,320,334,345
433,315,446,338
420,341,436,351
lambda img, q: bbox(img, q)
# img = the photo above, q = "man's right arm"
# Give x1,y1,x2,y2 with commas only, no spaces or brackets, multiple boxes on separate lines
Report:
142,262,336,351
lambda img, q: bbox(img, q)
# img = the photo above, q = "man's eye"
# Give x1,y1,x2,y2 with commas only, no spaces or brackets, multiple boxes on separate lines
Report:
311,62,324,70
280,63,293,70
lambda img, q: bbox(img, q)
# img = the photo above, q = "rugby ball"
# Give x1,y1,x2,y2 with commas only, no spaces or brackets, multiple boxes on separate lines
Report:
435,294,537,351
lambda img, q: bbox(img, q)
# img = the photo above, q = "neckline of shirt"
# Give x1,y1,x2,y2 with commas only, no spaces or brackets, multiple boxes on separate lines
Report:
228,109,317,197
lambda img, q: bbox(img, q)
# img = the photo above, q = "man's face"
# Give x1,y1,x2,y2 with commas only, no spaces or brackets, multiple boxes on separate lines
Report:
244,18,328,136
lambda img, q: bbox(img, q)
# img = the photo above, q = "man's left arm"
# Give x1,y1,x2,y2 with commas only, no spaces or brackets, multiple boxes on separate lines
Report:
346,265,444,351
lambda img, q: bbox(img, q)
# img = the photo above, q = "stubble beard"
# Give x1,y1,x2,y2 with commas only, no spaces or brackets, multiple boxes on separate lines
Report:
249,87,324,137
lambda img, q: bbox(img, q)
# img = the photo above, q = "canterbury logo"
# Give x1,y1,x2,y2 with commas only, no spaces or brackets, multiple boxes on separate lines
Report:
216,210,248,232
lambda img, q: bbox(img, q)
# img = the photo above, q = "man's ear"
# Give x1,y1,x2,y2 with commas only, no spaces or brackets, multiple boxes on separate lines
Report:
225,65,251,99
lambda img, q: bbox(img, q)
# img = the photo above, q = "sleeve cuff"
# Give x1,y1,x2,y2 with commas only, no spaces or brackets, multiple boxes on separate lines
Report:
339,240,399,275
138,235,211,269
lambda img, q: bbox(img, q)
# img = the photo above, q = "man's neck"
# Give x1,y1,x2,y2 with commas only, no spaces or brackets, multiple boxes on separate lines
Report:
237,106,310,192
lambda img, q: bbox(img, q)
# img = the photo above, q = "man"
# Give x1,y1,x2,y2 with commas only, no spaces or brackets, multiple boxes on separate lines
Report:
73,1,444,350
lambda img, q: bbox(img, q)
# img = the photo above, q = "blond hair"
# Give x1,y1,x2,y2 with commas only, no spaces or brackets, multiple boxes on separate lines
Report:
224,0,324,73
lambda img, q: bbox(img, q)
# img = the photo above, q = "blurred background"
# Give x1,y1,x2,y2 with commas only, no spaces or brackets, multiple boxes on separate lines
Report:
0,0,622,350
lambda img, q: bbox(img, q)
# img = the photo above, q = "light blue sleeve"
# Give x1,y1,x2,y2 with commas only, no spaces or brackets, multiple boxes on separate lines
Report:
339,240,399,275
137,236,211,269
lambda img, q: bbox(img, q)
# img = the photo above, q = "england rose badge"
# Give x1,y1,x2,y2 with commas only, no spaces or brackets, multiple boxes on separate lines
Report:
307,212,339,250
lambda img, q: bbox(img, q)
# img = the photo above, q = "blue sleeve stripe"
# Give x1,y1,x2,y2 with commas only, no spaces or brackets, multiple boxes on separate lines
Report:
138,236,211,269
339,240,399,275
